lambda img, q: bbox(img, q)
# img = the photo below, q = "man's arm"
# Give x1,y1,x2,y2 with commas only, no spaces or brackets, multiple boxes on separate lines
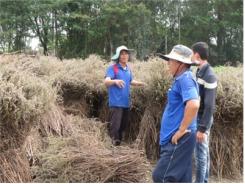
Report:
197,74,217,142
198,88,216,132
171,99,200,144
197,87,216,142
104,77,125,88
131,79,146,87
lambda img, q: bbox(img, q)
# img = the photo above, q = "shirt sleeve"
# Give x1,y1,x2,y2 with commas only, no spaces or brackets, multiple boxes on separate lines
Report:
130,70,133,82
179,76,199,103
198,75,217,132
105,66,114,79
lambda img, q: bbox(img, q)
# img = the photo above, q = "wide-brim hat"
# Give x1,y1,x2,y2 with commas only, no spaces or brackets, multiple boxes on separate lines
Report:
157,44,195,65
111,45,133,61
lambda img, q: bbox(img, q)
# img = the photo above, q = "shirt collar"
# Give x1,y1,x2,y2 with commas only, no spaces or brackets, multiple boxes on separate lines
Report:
197,63,209,77
174,68,191,80
117,63,128,70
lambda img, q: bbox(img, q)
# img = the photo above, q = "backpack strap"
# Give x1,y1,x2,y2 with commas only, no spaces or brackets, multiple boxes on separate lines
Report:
113,64,131,79
113,64,119,79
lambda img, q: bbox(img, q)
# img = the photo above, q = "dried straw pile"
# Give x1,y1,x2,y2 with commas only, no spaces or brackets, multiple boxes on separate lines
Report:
0,54,242,181
0,149,31,182
209,66,243,179
32,117,151,183
0,55,63,182
53,55,108,118
0,68,56,151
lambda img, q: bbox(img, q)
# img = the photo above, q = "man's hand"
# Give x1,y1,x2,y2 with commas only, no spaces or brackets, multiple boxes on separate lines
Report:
131,80,147,87
140,82,147,87
171,129,191,145
115,80,125,88
196,131,206,143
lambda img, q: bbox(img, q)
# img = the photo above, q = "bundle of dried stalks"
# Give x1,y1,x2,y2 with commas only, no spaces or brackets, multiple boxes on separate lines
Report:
32,117,151,182
23,128,48,167
0,55,242,180
0,68,56,151
0,149,31,182
134,106,162,160
208,66,243,178
40,104,73,137
210,122,243,179
214,66,243,124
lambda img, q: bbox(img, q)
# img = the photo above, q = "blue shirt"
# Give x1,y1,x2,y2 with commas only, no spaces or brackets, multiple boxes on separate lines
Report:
105,63,133,108
160,70,199,146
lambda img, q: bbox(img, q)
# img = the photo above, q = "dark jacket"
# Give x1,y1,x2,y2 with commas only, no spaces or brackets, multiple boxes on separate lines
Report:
196,63,217,133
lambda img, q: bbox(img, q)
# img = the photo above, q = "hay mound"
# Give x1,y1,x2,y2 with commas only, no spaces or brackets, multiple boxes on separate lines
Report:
0,69,57,151
210,66,243,178
0,55,242,180
32,117,151,183
0,149,31,182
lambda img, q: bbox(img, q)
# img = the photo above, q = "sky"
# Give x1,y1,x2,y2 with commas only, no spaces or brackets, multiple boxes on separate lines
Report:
29,37,40,51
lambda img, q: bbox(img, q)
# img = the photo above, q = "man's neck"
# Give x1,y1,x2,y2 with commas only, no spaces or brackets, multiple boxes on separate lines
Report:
174,64,189,77
198,60,208,69
119,61,127,68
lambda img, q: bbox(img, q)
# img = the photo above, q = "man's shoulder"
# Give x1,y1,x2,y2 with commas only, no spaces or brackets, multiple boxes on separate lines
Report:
200,66,217,83
197,67,217,89
176,70,195,82
107,64,115,70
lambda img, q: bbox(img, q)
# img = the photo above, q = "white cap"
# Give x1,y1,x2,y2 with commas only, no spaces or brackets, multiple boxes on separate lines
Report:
111,45,132,61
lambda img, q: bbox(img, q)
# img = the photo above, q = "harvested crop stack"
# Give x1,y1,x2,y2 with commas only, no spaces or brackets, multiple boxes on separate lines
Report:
0,54,242,181
0,60,61,182
0,149,31,182
210,66,243,179
0,68,56,151
53,55,108,118
32,117,151,183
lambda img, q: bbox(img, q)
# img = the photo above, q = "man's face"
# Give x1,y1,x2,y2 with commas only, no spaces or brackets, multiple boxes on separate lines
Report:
168,59,181,76
191,52,199,61
119,50,129,64
191,52,202,65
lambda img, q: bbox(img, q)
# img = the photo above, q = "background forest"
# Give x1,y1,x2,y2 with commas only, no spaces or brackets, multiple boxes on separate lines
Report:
0,0,243,65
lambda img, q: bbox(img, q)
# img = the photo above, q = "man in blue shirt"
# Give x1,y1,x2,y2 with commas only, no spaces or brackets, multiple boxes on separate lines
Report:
152,45,200,182
104,45,145,146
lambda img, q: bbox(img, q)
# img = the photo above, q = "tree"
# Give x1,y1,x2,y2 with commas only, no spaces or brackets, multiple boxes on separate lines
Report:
0,0,30,52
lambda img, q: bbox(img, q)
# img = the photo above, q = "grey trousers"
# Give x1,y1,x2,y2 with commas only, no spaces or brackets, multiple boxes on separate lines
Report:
109,107,129,141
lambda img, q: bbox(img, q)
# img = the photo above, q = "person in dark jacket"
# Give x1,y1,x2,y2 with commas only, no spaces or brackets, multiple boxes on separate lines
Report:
192,42,217,183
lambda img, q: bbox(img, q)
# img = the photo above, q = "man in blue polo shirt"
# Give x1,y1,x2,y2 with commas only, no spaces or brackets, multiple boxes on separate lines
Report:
152,45,200,182
104,45,145,146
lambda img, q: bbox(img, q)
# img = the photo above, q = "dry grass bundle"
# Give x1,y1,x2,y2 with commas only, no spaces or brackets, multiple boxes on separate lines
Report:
0,54,242,180
0,68,57,151
23,128,48,167
32,117,151,183
0,54,62,76
214,66,243,124
208,66,243,178
210,125,243,180
134,106,162,160
0,149,31,182
130,58,171,107
54,54,107,93
40,104,73,137
23,105,74,167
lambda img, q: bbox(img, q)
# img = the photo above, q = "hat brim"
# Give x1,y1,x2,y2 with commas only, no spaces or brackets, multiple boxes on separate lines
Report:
156,53,170,61
156,53,195,65
111,49,133,61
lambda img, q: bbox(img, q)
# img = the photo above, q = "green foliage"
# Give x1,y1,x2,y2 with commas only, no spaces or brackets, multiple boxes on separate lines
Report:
0,0,242,64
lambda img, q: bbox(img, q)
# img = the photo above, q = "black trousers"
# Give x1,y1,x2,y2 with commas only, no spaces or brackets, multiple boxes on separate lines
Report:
109,107,129,141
